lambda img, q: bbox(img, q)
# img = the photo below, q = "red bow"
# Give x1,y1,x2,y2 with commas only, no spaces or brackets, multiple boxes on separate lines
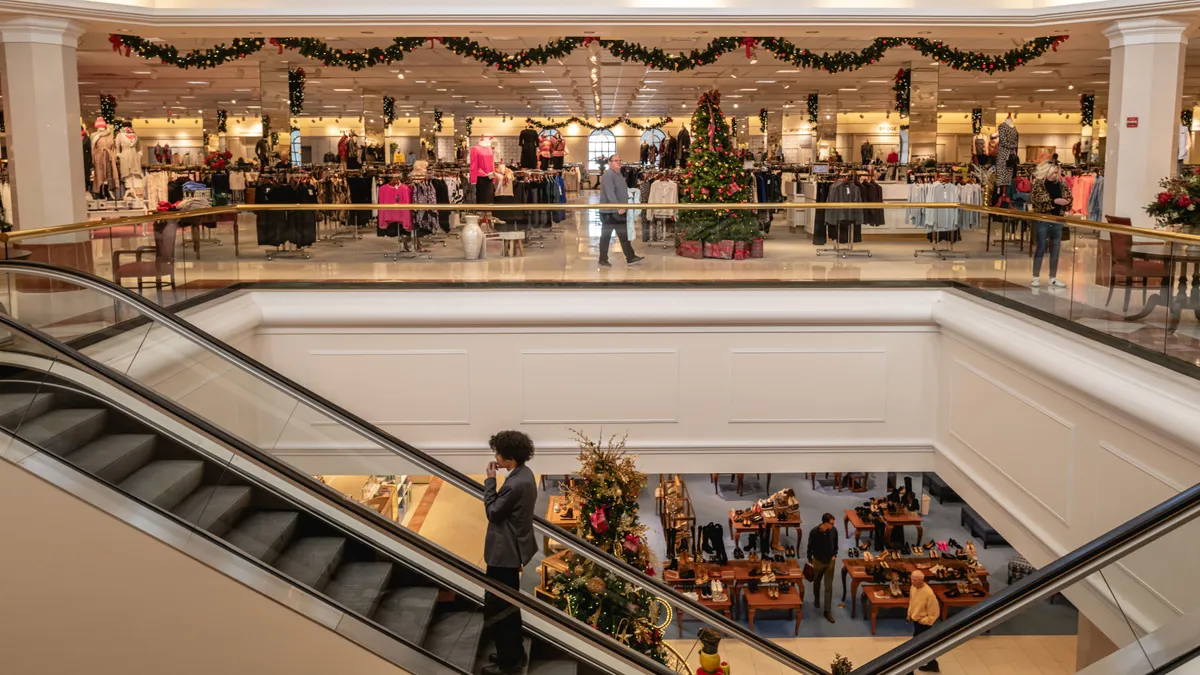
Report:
895,68,907,81
741,37,756,59
109,34,131,57
269,38,283,54
426,37,442,49
1051,36,1067,51
583,36,597,47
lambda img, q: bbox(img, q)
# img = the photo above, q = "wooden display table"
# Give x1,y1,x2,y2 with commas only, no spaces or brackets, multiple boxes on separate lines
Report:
843,508,925,546
859,584,911,635
544,495,579,555
728,509,800,547
661,568,735,635
842,557,990,617
933,584,990,621
665,560,801,617
743,585,804,635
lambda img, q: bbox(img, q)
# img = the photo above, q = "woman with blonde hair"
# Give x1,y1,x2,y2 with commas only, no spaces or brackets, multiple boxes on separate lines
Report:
1029,161,1073,288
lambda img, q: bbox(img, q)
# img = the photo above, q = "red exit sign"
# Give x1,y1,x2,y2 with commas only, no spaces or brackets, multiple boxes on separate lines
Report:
1126,117,1139,128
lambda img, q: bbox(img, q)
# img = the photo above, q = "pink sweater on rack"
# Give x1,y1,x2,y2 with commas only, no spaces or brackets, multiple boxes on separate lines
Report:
469,144,495,185
378,183,412,231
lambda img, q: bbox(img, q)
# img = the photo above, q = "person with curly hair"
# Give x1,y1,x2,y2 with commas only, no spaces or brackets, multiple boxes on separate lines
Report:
481,430,538,675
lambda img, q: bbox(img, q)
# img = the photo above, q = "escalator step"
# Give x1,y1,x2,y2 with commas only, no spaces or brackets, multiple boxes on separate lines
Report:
0,392,55,429
17,408,106,456
528,659,577,675
325,562,393,617
226,511,299,565
173,486,253,537
373,586,440,644
70,434,156,483
276,537,345,591
118,460,204,510
424,610,484,673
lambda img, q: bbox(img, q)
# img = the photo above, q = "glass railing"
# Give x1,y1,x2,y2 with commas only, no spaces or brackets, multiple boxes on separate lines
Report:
6,201,1200,373
0,262,828,675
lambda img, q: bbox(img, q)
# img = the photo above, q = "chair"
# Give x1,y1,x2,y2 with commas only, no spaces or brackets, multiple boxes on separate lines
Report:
113,220,177,295
1104,216,1165,312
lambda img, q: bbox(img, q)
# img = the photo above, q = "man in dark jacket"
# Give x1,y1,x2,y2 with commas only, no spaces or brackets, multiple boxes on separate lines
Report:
807,512,839,624
482,430,538,675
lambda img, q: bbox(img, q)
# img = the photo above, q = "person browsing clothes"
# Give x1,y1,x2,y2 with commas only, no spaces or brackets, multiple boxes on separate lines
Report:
481,431,538,675
807,512,839,624
597,154,644,268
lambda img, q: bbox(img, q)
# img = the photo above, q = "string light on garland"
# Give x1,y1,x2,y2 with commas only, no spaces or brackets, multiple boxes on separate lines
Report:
439,36,584,73
1184,108,1194,130
288,67,305,115
0,112,5,133
524,115,673,132
108,35,267,69
432,108,443,132
382,95,396,126
758,108,768,134
271,37,428,71
217,109,228,133
100,94,118,125
807,94,819,125
971,108,983,134
893,69,911,118
1080,93,1095,127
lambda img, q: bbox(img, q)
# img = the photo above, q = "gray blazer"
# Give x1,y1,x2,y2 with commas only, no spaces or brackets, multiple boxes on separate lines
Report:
599,169,628,216
483,465,539,568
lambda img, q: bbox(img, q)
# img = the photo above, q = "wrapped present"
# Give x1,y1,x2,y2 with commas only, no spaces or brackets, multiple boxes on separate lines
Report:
676,240,703,259
750,237,765,258
733,241,750,260
709,239,734,259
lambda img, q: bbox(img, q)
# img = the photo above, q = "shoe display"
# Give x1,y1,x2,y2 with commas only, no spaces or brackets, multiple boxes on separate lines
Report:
733,547,744,560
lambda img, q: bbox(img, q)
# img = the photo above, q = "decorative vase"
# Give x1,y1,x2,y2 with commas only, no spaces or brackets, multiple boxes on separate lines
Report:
461,215,483,260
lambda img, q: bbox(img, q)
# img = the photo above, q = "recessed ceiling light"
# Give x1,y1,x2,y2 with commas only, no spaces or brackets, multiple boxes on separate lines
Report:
132,89,151,93
776,69,800,74
132,70,151,75
939,88,952,92
995,95,1012,98
1006,105,1022,108
536,88,558,91
187,81,209,85
1035,88,1057,92
333,88,353,92
234,88,252,92
436,88,447,92
755,80,777,84
1032,70,1054,75
837,87,858,91
867,80,890,84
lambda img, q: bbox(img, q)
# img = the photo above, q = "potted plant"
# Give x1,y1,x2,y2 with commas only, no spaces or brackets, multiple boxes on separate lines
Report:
831,654,853,675
1145,171,1200,253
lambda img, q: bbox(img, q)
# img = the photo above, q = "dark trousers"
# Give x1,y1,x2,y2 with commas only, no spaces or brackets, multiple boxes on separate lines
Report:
484,565,525,667
599,213,636,263
910,621,939,673
1033,221,1064,278
811,558,835,609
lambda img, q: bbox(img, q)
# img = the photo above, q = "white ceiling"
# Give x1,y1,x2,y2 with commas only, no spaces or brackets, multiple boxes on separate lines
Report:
71,28,1200,123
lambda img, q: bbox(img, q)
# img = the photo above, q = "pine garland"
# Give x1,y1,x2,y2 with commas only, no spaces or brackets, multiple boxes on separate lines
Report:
464,116,475,136
1184,109,1194,130
432,108,443,132
439,37,584,73
759,108,769,134
289,67,305,115
807,94,819,125
1080,93,1095,127
524,115,673,132
382,96,396,126
972,108,983,134
109,35,267,69
893,69,911,117
100,95,118,125
261,114,271,139
216,109,228,133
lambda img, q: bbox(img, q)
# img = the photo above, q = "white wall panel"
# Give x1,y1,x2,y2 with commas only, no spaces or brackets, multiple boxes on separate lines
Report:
305,349,472,426
520,349,679,424
729,349,887,423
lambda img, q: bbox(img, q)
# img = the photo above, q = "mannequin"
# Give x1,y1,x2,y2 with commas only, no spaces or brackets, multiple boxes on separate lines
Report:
551,133,566,170
678,124,691,166
470,136,496,204
995,114,1019,188
665,132,678,169
90,117,118,197
255,137,271,169
898,126,910,165
116,124,144,199
338,133,349,164
860,140,874,165
538,132,554,171
1180,123,1192,175
974,131,989,165
519,123,540,169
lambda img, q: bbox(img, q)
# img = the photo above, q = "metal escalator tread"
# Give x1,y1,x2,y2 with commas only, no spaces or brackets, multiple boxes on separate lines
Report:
226,511,299,565
527,659,578,675
17,408,106,456
69,434,156,483
0,392,55,429
373,586,440,645
173,486,253,537
118,460,204,510
424,610,484,673
325,562,394,617
275,537,346,591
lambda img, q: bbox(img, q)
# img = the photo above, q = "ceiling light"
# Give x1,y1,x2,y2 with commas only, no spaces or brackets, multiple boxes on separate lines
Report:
186,81,209,85
733,104,739,108
436,88,447,92
537,88,559,91
868,80,890,84
234,88,252,92
755,80,777,84
333,88,353,92
1067,84,1075,90
777,69,800,74
1035,88,1057,92
132,70,151,75
132,89,151,93
1032,70,1054,75
397,73,405,79
738,88,758,92
826,114,831,119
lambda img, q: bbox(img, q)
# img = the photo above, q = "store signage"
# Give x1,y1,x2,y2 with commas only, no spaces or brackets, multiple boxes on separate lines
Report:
878,124,899,133
1126,117,1139,128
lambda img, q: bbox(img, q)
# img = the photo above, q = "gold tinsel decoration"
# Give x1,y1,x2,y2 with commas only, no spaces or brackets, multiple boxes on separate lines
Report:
586,576,607,594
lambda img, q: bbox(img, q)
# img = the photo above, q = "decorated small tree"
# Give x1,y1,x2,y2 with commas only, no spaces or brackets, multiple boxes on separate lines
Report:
550,430,668,665
677,89,759,254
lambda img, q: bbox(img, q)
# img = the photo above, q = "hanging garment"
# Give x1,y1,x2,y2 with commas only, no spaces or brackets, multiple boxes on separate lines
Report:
377,182,412,236
995,122,1020,187
518,128,540,169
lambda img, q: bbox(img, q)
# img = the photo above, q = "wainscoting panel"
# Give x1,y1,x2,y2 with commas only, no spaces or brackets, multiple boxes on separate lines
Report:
306,350,472,425
728,349,887,423
521,349,679,424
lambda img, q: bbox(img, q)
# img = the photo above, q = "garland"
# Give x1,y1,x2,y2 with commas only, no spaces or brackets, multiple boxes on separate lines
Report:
893,69,911,117
464,116,475,136
1080,93,1095,127
110,34,1068,75
433,108,443,132
217,109,228,133
261,114,271,139
289,67,305,115
971,108,983,134
807,94,819,125
0,112,4,133
1184,109,1194,130
270,131,279,147
758,108,768,134
524,116,673,132
100,94,118,125
382,96,396,126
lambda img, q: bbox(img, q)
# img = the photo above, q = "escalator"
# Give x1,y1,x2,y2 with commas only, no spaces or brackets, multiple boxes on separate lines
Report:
4,260,1200,675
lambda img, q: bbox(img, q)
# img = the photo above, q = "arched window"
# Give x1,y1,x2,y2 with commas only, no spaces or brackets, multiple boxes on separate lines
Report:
641,129,665,146
588,129,617,168
538,128,560,139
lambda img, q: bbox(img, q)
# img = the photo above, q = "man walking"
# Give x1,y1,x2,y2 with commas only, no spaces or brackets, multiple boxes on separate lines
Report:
481,430,538,675
807,512,839,623
597,154,644,267
907,570,941,673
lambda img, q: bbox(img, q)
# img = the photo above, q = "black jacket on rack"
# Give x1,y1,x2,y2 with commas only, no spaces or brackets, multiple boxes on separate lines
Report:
518,128,540,169
256,182,319,248
860,180,885,226
345,175,373,226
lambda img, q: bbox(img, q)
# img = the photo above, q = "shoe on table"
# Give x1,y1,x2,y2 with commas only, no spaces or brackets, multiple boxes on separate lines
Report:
599,260,612,267
1030,278,1040,287
627,255,645,265
1049,278,1068,288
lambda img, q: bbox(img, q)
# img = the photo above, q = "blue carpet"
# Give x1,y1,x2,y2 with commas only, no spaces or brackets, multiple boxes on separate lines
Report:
526,472,1077,640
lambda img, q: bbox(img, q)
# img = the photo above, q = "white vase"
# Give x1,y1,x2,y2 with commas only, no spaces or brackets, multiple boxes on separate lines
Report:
461,215,483,260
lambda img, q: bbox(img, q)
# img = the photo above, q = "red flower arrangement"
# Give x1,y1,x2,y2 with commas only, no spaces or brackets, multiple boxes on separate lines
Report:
1146,172,1200,234
204,150,233,170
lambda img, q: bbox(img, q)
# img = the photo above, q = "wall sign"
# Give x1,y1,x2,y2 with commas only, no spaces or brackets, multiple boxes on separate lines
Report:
1126,117,1139,128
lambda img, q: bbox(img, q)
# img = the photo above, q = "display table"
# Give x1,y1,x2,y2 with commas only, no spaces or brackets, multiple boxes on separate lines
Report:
842,557,990,617
544,495,579,555
933,584,990,621
859,584,911,635
743,585,804,635
728,509,800,547
843,508,924,546
1126,245,1200,334
665,560,802,618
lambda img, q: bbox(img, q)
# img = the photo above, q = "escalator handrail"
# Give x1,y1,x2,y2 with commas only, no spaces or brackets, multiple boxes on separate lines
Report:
1,260,828,675
0,315,678,675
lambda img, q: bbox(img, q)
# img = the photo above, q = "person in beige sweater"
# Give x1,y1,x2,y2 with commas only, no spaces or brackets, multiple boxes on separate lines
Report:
907,570,941,673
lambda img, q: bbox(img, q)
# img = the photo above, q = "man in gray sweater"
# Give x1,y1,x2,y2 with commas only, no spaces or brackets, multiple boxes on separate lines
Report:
597,155,644,267
481,430,538,674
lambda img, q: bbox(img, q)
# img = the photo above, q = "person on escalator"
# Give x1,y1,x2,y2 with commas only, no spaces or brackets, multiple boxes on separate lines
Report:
482,430,538,675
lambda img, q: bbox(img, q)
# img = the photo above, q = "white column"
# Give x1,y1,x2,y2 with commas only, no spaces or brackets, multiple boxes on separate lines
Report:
0,17,84,230
1102,18,1190,227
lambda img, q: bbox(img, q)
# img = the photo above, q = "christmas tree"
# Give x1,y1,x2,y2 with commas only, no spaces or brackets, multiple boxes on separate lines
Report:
550,431,669,665
678,89,759,244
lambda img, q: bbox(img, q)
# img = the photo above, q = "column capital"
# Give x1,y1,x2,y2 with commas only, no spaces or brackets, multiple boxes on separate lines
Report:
0,17,84,47
1103,17,1192,49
